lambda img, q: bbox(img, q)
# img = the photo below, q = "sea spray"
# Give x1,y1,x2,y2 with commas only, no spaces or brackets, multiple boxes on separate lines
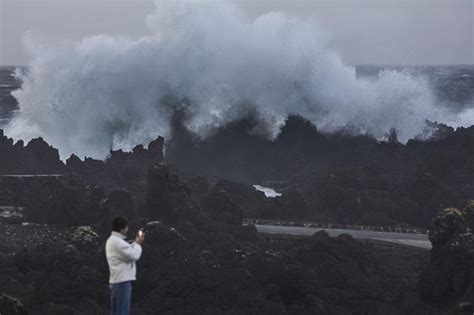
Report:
5,0,469,159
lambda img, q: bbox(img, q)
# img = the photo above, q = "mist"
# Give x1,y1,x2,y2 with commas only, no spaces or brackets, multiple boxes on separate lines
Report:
3,0,473,159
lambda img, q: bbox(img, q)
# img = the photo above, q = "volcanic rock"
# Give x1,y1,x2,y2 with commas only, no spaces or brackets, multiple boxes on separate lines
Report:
420,203,474,307
428,207,468,246
20,175,105,226
146,163,198,224
200,188,243,225
102,189,135,221
0,294,27,315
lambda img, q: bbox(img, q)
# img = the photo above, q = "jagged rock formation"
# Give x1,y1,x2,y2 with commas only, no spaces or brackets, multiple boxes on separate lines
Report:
2,114,474,229
0,159,455,314
273,169,462,227
145,163,198,224
145,164,253,241
166,115,474,228
65,136,165,205
0,129,164,208
0,174,141,228
102,189,136,222
1,213,433,314
21,175,105,226
200,188,243,225
419,202,474,309
0,130,63,174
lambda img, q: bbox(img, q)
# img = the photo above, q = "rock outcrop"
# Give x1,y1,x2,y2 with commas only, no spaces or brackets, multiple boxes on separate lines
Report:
0,160,443,315
165,115,474,228
0,294,28,315
102,189,136,222
2,216,432,314
200,188,243,225
0,174,104,226
0,131,64,174
146,163,198,224
419,202,474,309
3,115,474,229
65,136,165,206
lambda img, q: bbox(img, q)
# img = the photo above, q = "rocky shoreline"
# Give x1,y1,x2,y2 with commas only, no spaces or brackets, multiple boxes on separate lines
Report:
2,113,474,230
0,160,471,314
1,116,474,313
0,219,434,314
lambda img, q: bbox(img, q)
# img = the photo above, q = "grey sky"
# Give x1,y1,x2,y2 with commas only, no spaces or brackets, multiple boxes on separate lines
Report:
0,0,472,66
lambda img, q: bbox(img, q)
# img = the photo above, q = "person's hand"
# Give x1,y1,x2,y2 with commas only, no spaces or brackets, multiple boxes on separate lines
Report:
134,230,145,245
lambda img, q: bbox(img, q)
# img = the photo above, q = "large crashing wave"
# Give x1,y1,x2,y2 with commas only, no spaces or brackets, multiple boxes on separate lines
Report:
4,0,471,159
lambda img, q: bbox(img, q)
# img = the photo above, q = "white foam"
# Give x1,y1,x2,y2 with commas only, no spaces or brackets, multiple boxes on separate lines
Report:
5,0,473,159
253,185,282,198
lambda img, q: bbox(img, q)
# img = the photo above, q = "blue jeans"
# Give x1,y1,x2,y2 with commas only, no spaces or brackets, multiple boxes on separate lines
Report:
109,281,132,315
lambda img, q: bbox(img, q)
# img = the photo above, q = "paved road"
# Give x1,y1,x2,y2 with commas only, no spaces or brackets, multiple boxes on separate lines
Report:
255,224,431,249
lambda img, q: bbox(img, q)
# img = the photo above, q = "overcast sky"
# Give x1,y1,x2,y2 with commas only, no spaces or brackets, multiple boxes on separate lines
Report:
0,0,472,66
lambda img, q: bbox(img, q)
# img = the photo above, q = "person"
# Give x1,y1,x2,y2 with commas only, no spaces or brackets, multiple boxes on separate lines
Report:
105,216,145,315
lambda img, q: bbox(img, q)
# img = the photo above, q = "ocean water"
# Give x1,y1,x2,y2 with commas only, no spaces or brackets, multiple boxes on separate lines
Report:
2,65,472,122
0,64,473,155
356,65,474,112
0,66,21,123
0,0,472,159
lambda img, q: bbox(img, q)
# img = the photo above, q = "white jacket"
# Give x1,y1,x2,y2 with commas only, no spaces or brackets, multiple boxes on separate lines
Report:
105,231,142,284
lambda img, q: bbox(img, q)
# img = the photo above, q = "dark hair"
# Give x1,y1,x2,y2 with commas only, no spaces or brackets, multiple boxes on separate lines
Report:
112,216,128,232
